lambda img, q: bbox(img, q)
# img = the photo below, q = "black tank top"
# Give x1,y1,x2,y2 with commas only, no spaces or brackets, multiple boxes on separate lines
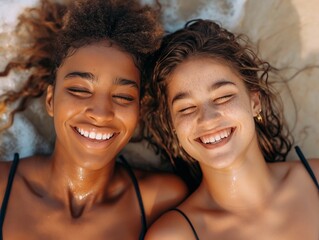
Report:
118,155,147,240
172,146,319,240
0,154,147,240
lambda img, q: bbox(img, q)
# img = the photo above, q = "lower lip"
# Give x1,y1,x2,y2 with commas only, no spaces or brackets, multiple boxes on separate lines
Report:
197,128,235,150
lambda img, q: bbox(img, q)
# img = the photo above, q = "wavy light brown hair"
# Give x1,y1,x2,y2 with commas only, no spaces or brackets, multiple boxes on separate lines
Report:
0,0,163,131
142,19,293,179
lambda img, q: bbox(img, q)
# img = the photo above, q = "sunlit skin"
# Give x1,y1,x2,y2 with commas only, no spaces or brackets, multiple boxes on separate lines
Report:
168,57,262,171
145,57,319,240
47,41,140,171
0,42,188,240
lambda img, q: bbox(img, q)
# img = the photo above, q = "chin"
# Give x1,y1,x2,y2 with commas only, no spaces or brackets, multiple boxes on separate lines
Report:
199,153,239,170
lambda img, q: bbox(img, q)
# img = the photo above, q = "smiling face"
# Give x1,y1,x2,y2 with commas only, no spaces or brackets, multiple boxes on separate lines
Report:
167,56,261,169
46,41,140,168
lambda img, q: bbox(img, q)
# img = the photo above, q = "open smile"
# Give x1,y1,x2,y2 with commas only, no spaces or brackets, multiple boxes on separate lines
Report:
75,127,115,141
196,127,235,146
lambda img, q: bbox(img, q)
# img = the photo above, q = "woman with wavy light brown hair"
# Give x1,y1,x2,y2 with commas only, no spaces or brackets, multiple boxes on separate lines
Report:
143,19,319,239
0,1,188,239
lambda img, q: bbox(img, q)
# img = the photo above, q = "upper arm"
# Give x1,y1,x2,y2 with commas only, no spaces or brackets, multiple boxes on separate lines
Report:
157,172,189,202
141,172,189,225
144,211,195,240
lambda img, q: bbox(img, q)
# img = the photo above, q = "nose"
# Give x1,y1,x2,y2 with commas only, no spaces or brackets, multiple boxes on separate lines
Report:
197,102,221,125
85,96,114,123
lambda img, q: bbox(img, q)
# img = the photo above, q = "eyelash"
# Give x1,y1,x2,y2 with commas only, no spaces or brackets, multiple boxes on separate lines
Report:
113,95,134,102
177,94,234,113
214,94,234,103
67,87,136,105
67,87,91,94
178,106,196,115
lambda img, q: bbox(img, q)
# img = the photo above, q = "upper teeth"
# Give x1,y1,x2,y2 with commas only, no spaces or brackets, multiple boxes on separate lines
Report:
200,129,231,144
76,128,114,140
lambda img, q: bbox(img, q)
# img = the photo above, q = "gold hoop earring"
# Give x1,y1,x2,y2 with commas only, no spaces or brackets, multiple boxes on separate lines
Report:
255,110,263,123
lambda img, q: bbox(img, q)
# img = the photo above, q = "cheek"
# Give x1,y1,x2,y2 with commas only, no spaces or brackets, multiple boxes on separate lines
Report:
54,96,81,117
174,117,193,147
228,101,256,135
225,96,254,120
53,101,77,132
117,104,139,129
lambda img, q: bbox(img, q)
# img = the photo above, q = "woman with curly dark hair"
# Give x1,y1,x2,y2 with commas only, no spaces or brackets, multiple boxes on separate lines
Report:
143,19,319,239
0,0,188,239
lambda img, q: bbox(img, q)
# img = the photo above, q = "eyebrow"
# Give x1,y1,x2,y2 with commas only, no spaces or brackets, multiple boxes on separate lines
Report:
64,71,96,82
114,77,139,90
211,79,235,91
171,79,235,106
63,72,139,89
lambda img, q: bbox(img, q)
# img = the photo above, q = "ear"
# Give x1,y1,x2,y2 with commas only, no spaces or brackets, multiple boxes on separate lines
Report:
250,91,261,117
45,85,54,117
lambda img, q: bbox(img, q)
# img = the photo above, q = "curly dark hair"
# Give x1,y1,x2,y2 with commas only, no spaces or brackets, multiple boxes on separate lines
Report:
0,0,163,131
142,19,293,180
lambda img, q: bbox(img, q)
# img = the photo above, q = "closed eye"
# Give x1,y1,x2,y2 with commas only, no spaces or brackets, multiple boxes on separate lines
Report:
67,87,92,97
113,95,135,105
178,106,196,115
214,94,234,104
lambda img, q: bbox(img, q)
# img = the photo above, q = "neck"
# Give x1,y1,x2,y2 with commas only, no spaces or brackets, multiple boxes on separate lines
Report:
47,151,117,217
199,150,276,214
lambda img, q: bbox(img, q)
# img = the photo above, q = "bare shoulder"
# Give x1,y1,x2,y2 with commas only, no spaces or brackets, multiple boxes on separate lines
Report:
0,155,48,200
284,158,319,176
138,170,188,195
307,158,319,180
0,159,16,202
145,209,195,240
0,154,27,191
135,170,189,224
0,160,12,182
273,158,319,190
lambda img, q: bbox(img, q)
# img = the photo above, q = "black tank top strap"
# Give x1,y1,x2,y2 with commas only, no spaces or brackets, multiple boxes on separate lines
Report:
118,155,147,240
295,146,319,191
171,208,200,240
0,153,20,240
